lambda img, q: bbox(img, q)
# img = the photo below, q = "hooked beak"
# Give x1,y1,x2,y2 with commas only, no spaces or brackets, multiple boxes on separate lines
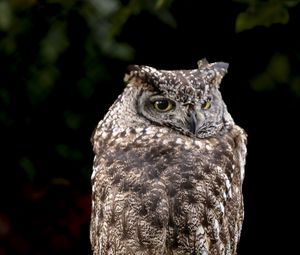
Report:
188,105,205,135
189,112,197,134
188,111,201,135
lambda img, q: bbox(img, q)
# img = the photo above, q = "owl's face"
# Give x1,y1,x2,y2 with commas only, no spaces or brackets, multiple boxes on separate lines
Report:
137,85,226,138
124,59,233,138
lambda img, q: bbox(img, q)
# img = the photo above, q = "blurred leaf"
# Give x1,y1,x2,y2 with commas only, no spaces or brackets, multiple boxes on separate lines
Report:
19,157,36,181
0,1,12,31
88,0,120,16
80,0,136,60
64,111,82,130
101,40,134,60
251,53,290,91
153,0,176,27
40,21,69,64
0,35,17,54
0,11,33,54
27,66,59,105
10,0,37,9
77,79,94,99
291,76,300,96
0,111,12,127
251,72,275,91
283,0,300,7
109,0,176,37
0,88,10,105
155,0,174,9
267,53,290,83
236,1,290,32
56,144,83,160
109,0,141,36
47,0,75,8
82,0,175,60
51,177,71,187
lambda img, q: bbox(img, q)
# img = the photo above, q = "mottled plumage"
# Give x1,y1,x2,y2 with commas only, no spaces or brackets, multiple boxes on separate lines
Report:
91,59,247,255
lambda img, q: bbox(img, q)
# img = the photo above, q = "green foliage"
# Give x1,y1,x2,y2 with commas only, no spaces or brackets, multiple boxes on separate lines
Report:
233,0,300,94
291,75,300,96
79,0,175,59
0,0,176,107
0,1,299,254
0,0,298,188
250,53,300,94
235,0,299,32
0,1,12,31
0,0,298,187
0,0,178,198
251,53,290,91
19,157,36,181
56,144,83,160
64,111,83,130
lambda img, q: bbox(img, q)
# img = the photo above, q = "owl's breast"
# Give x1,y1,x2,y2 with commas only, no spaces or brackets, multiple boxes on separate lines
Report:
92,125,245,254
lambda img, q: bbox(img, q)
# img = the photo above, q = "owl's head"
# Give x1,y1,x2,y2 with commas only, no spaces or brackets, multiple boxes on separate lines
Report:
124,59,234,138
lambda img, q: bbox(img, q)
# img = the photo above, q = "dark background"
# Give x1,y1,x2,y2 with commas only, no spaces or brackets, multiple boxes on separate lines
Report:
0,0,299,254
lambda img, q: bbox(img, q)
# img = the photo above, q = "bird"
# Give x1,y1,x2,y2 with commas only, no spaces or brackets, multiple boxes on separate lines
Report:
90,59,247,255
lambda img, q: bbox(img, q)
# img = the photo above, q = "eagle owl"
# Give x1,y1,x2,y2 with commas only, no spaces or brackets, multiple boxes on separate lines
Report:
91,59,247,255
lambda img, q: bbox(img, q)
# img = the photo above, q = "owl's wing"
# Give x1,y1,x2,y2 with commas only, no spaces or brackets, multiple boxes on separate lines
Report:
160,125,247,254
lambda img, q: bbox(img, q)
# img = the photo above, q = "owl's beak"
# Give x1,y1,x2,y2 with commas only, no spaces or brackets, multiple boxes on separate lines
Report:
189,112,196,134
188,111,198,135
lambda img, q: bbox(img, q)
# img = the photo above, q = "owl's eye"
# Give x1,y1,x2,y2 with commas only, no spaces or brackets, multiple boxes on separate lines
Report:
153,99,174,112
201,100,211,110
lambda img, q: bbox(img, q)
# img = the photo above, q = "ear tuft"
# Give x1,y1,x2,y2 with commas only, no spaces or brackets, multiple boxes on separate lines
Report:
213,62,229,76
211,62,229,88
124,65,141,83
126,65,140,74
197,59,229,88
197,58,209,69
